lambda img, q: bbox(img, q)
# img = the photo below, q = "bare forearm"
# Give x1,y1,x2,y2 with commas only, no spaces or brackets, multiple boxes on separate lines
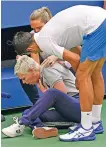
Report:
63,49,80,72
71,46,81,56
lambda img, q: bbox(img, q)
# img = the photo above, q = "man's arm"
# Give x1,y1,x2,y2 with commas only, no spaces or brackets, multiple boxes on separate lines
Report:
36,37,80,71
30,53,40,64
63,49,80,72
104,0,106,9
71,46,81,56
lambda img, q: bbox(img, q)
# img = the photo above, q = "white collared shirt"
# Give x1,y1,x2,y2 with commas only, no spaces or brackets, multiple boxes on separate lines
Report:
34,5,106,59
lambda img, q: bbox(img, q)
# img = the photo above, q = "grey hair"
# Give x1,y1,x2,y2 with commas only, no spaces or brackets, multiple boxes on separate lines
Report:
14,55,40,75
30,7,52,23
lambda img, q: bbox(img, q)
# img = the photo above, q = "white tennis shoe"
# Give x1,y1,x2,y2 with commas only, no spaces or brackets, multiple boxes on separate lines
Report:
2,117,25,138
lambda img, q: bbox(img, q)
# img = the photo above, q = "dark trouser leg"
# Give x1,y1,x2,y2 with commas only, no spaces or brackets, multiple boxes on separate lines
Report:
20,80,39,104
19,88,81,126
40,110,67,122
23,108,67,129
28,110,67,129
22,109,45,129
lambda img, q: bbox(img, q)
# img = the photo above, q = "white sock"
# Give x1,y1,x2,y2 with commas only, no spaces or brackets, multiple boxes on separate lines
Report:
81,111,92,129
92,105,102,123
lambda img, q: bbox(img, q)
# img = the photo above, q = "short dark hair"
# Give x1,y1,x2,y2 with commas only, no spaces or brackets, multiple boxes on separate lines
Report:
13,31,34,55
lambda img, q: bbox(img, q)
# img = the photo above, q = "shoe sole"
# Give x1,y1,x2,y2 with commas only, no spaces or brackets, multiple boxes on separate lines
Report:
94,129,104,134
2,131,16,138
59,135,96,142
2,130,22,138
32,128,58,139
59,132,96,142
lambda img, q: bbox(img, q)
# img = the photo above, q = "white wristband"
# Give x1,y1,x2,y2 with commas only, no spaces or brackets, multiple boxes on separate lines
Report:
64,61,72,69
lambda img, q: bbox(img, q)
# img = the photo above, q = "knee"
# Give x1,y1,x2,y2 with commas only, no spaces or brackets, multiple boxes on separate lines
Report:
46,88,57,94
92,70,102,81
45,88,64,101
76,71,84,89
46,88,64,94
76,69,89,87
76,70,85,83
45,88,58,100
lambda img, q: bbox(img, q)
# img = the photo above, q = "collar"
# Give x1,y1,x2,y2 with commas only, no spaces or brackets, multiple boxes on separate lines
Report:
34,32,40,42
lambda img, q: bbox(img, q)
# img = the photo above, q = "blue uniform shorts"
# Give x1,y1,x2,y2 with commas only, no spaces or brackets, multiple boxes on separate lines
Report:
80,19,106,62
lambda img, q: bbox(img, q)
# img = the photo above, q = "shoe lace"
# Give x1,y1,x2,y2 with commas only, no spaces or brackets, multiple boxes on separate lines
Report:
75,131,85,137
9,116,19,128
68,129,85,138
69,125,92,138
68,124,80,134
13,116,19,124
